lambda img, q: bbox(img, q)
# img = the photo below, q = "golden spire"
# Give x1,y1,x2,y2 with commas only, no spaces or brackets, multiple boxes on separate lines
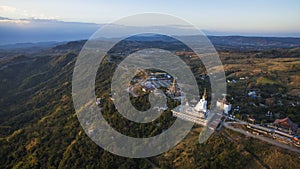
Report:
202,88,207,100
172,78,176,87
222,95,226,103
169,78,176,93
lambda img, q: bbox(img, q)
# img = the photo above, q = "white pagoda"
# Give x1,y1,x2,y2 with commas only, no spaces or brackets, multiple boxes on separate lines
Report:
172,89,209,125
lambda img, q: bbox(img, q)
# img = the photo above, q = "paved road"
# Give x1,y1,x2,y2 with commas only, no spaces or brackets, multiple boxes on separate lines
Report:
223,121,300,153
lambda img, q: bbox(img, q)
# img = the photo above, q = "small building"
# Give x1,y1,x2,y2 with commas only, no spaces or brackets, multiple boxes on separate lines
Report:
143,81,155,90
227,79,237,83
96,98,101,106
248,91,257,98
248,117,256,124
265,111,273,118
149,72,170,80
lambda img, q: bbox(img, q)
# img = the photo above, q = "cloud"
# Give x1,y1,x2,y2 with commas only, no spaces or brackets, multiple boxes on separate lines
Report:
0,19,30,24
0,5,16,13
0,5,58,20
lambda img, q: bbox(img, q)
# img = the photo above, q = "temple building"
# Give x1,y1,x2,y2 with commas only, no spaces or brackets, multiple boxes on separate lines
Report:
216,96,232,114
167,78,180,95
171,89,209,126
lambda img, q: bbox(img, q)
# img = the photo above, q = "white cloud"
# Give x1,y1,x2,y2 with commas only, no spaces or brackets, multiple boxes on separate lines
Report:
0,19,30,24
0,5,16,13
0,5,58,20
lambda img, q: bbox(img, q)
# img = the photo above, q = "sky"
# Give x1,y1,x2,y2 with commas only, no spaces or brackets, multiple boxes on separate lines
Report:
0,0,300,44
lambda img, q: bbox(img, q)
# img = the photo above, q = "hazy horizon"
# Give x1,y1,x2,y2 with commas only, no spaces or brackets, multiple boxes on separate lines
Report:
0,16,300,46
0,0,300,44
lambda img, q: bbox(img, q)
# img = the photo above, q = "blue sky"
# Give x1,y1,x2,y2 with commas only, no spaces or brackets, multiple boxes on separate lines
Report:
0,0,299,40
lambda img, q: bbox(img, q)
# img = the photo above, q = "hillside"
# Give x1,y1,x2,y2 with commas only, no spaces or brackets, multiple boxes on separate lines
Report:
0,37,300,168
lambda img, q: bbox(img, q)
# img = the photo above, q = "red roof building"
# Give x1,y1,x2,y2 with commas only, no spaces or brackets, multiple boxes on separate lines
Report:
273,117,298,131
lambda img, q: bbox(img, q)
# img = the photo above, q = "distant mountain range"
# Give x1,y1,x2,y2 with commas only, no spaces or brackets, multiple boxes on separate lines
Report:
208,36,300,51
1,16,300,46
0,17,101,45
1,34,300,53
